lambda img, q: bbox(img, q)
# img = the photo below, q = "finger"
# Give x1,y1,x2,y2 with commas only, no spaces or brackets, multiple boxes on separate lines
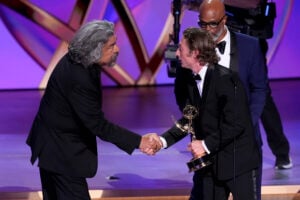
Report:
140,148,153,155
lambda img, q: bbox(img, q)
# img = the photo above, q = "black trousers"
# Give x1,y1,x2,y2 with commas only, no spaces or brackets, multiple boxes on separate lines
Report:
39,168,91,200
261,93,290,159
189,168,259,200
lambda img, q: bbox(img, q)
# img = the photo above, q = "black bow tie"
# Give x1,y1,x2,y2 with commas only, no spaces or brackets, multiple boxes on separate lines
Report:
217,41,226,54
193,74,201,80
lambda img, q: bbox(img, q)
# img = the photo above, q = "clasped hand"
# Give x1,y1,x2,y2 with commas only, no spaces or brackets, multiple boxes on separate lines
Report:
139,133,162,155
187,140,206,158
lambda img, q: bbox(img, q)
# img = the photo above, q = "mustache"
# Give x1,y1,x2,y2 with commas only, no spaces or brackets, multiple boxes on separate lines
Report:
112,53,118,60
107,53,119,67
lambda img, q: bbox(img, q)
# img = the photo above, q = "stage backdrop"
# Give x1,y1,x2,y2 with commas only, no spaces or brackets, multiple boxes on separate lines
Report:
0,0,299,90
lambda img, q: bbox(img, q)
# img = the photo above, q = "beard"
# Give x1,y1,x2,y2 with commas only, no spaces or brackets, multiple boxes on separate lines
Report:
106,53,118,67
210,26,226,42
211,30,223,42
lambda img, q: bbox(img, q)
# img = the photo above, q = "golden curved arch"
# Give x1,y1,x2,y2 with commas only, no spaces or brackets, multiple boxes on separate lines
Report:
0,0,175,87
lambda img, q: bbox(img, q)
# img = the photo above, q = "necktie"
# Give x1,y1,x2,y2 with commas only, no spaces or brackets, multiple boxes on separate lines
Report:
217,41,226,54
193,74,201,80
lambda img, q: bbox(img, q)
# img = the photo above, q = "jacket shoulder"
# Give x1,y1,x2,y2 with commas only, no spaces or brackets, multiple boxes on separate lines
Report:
214,64,233,76
232,31,258,41
212,64,240,85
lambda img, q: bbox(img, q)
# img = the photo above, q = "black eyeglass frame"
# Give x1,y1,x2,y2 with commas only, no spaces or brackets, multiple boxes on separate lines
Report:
198,15,226,29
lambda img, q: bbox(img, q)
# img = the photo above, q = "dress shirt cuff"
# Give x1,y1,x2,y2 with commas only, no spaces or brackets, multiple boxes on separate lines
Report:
202,140,210,154
159,136,168,149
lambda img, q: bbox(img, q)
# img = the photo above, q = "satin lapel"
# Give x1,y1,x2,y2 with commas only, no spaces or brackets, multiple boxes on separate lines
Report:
90,65,102,106
187,79,201,106
229,31,239,73
201,65,214,103
90,65,101,88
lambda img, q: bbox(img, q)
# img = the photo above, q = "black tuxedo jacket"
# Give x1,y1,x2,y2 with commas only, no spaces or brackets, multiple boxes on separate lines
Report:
162,64,260,180
27,53,141,178
175,31,268,147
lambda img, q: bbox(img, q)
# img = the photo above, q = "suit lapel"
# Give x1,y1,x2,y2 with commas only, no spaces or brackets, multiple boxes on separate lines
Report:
186,65,214,107
201,65,214,103
187,80,201,106
229,31,239,73
89,65,102,106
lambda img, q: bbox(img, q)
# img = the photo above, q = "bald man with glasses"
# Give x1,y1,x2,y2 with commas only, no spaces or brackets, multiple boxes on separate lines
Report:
197,15,225,29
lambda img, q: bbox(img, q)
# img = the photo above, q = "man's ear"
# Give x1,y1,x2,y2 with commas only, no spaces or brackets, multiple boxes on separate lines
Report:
222,15,228,24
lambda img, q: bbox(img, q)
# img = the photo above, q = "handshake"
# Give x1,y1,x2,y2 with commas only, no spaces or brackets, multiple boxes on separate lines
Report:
139,133,163,155
139,133,207,157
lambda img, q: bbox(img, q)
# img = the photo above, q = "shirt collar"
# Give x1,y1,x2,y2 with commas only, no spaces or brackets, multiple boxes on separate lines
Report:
194,65,208,80
220,26,230,44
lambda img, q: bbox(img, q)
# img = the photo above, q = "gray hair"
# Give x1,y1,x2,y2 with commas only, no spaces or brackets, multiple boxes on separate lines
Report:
68,20,115,68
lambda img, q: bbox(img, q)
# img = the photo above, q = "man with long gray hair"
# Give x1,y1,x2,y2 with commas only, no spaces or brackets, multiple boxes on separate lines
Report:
26,20,162,200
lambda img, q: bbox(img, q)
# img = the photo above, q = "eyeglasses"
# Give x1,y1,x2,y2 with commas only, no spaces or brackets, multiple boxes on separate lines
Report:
198,15,226,29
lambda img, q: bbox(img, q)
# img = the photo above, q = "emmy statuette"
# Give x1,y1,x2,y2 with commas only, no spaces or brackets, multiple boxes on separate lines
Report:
173,105,212,172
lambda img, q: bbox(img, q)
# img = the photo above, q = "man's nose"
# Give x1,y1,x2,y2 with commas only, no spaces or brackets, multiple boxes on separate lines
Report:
202,26,212,32
175,49,180,57
114,45,119,53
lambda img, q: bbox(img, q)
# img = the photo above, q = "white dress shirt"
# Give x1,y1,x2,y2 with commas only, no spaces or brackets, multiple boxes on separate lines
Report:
194,66,208,96
217,26,231,69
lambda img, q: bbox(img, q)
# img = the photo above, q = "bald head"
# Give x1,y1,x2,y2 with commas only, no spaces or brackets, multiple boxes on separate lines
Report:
199,0,225,19
198,0,227,42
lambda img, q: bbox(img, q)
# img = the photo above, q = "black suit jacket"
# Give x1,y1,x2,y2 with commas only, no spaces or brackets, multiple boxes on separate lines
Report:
162,64,260,180
26,53,141,178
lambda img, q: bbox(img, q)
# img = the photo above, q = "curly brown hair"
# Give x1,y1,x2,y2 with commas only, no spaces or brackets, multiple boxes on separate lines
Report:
183,27,219,65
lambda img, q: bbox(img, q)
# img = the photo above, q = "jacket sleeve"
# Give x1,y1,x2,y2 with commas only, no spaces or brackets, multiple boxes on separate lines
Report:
68,72,141,155
161,118,189,148
240,36,268,126
249,39,269,125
